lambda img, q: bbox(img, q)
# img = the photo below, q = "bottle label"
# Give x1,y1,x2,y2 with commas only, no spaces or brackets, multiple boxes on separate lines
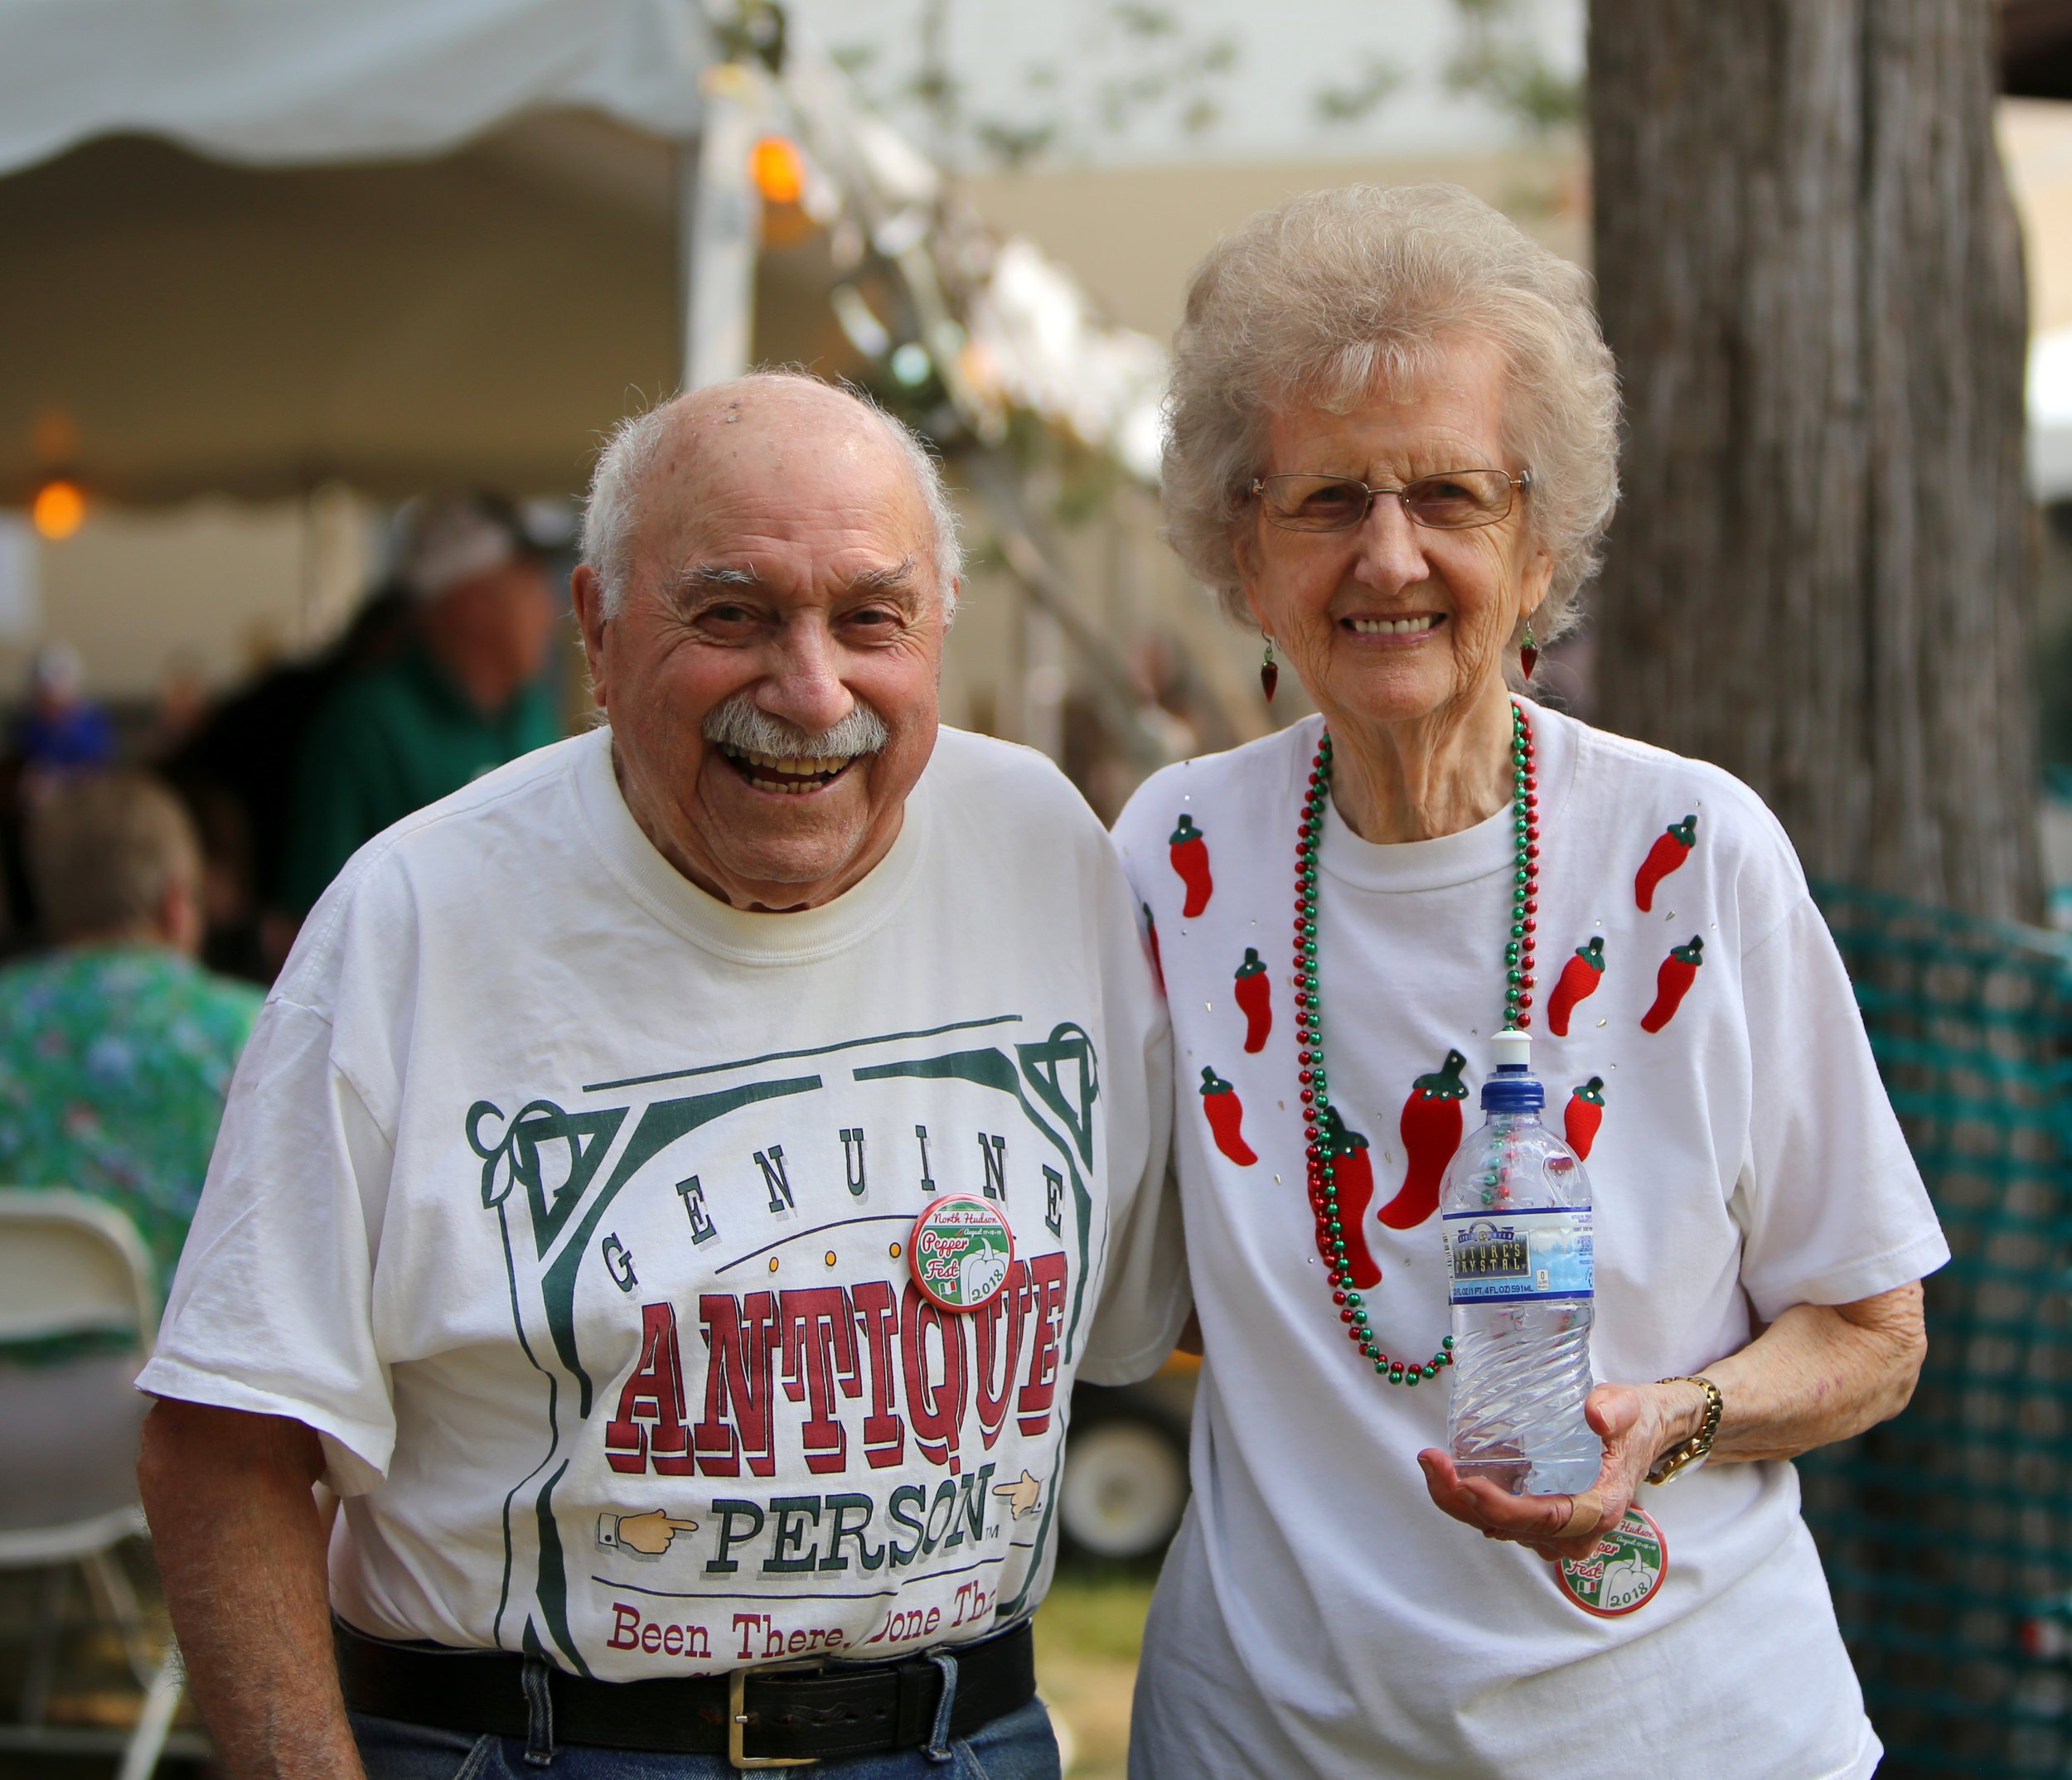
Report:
1442,1205,1595,1304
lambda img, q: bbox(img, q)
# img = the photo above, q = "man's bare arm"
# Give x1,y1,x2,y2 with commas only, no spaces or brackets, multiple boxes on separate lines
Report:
138,1399,366,1780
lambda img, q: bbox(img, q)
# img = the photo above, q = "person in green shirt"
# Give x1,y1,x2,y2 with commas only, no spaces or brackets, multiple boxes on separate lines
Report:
0,772,263,1303
280,494,561,912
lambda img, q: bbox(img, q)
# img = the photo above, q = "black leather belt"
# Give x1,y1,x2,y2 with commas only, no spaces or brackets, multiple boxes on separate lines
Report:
336,1616,1036,1769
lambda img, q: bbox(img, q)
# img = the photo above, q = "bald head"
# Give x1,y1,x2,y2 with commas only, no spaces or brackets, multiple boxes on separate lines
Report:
569,371,953,913
582,373,961,622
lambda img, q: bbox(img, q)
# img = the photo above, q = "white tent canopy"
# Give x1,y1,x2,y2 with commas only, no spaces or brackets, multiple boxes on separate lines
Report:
0,0,1166,513
0,0,769,503
0,0,709,174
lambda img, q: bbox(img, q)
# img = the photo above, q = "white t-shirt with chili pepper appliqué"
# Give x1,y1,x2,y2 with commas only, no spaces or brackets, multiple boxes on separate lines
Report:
1113,703,1947,1780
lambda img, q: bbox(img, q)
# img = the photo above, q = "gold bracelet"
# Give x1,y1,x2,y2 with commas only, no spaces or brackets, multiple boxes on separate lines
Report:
1646,1374,1723,1486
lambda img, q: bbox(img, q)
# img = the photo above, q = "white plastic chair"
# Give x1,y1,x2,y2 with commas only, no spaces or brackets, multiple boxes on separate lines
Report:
0,1188,190,1778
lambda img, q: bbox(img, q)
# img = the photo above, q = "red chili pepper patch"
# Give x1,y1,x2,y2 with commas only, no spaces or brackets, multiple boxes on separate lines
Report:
1564,1076,1605,1160
1169,814,1213,917
1199,1066,1256,1166
1634,815,1697,912
1547,937,1606,1037
1641,937,1705,1033
1234,947,1271,1052
1376,1048,1469,1230
1142,902,1164,993
1319,1105,1382,1289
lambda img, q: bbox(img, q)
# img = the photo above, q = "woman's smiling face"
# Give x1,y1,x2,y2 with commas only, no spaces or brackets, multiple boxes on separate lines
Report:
1235,335,1552,734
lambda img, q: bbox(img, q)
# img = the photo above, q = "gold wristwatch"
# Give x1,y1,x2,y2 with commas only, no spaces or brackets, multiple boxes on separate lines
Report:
1646,1374,1723,1485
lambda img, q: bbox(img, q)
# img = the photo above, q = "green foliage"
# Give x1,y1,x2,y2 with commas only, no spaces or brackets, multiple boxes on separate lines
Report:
820,0,1586,174
974,119,1061,168
1314,56,1406,128
1443,0,1584,138
715,0,787,71
829,0,1237,172
1111,2,1180,40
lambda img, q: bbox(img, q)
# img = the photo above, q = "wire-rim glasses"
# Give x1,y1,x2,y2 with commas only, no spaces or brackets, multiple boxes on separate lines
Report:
1247,467,1532,533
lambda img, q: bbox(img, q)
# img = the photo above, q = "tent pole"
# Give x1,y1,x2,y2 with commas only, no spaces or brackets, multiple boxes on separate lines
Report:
679,66,765,391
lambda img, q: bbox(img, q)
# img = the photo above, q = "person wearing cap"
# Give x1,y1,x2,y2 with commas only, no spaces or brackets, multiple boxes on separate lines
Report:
3,641,119,936
278,495,560,912
14,641,118,786
135,372,1184,1778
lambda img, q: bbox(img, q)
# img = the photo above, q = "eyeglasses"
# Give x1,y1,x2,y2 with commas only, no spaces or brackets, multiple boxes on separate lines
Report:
1246,467,1531,533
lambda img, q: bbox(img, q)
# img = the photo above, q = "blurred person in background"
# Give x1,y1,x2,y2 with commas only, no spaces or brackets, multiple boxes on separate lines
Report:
2,643,120,939
15,640,116,791
0,771,261,1299
278,494,559,912
165,581,414,979
152,650,212,756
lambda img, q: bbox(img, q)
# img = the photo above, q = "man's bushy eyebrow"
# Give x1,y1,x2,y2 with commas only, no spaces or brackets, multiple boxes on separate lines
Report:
668,558,922,599
675,564,762,590
850,556,918,595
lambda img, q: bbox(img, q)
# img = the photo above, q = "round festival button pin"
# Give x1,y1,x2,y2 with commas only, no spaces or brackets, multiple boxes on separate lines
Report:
908,1194,1014,1312
1555,1504,1668,1618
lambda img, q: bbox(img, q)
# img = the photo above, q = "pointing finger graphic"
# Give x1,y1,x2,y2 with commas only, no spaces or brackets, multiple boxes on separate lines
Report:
612,1508,701,1554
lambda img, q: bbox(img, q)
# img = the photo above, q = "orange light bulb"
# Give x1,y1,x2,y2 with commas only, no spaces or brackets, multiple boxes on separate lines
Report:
750,135,806,206
31,478,85,540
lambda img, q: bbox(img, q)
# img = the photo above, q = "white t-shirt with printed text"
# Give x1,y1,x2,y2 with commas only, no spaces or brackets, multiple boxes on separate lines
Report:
142,725,1186,1678
1111,705,1948,1780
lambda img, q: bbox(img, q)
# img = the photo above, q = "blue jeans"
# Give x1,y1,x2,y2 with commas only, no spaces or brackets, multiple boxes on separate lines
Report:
348,1695,1060,1780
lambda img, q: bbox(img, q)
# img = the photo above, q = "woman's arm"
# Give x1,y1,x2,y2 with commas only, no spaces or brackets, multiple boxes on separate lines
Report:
1416,1279,1927,1563
1698,1279,1925,1460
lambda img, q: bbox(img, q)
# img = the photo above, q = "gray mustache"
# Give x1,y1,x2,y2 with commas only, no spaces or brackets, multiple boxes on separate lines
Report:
701,692,890,760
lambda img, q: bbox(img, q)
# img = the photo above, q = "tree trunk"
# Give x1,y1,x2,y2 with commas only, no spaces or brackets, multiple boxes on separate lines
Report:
1588,0,2039,921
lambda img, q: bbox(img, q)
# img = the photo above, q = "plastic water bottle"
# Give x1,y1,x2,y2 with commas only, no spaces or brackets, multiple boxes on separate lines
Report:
1441,1029,1599,1495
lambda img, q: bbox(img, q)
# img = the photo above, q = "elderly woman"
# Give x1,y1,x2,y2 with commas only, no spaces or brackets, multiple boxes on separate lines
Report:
1111,185,1947,1778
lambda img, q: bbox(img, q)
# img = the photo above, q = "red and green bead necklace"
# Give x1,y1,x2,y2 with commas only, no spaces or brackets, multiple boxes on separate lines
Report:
1294,701,1539,1384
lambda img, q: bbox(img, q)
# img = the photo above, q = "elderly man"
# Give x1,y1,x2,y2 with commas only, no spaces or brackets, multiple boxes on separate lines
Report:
137,373,1184,1779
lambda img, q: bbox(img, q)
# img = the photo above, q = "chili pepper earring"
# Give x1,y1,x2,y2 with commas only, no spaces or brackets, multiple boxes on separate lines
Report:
1261,635,1279,703
1520,622,1538,682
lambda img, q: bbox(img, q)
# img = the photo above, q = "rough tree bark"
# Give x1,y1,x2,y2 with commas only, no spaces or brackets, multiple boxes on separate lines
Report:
1589,1,2039,921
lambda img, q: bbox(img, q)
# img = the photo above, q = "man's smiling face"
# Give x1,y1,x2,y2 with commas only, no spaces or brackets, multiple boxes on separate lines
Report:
573,382,949,911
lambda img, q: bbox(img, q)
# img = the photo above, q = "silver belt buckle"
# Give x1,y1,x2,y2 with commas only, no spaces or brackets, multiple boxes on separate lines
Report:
728,1657,821,1769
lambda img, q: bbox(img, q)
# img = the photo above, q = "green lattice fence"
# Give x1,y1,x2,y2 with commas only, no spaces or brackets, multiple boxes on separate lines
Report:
1798,885,2072,1777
